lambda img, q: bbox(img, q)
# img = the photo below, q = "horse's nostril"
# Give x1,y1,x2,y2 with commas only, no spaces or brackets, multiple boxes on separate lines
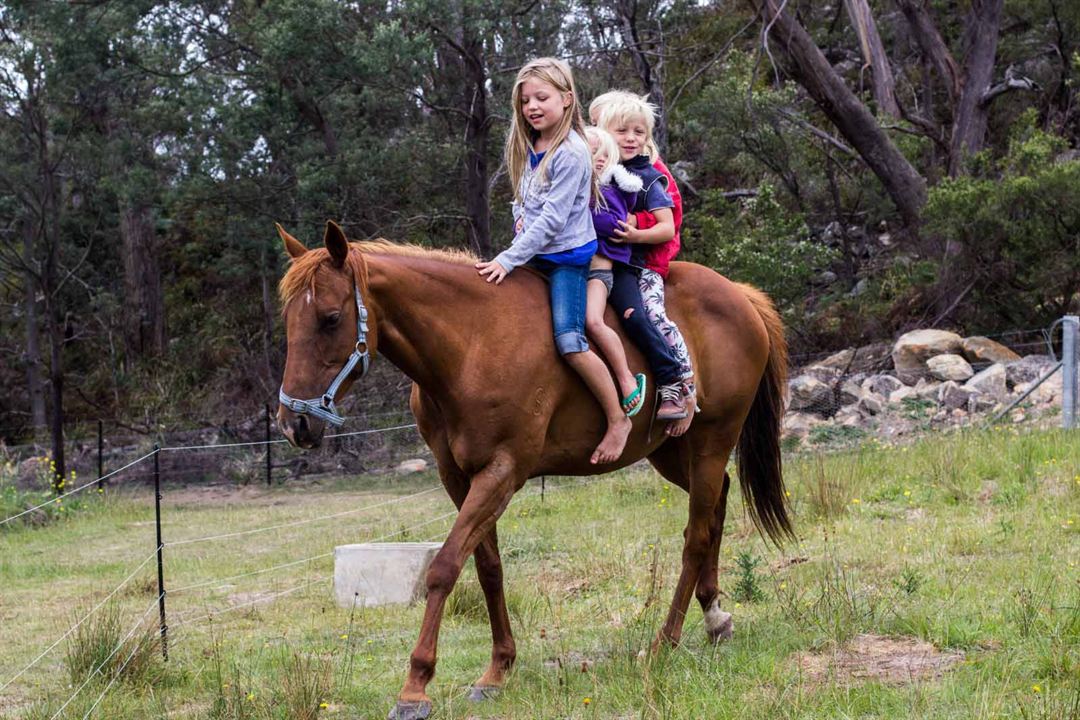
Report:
297,415,309,434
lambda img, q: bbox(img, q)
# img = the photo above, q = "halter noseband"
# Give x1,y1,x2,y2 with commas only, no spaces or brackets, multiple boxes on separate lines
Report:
278,284,371,427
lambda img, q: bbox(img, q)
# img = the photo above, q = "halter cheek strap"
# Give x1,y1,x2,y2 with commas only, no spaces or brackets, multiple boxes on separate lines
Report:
278,285,370,427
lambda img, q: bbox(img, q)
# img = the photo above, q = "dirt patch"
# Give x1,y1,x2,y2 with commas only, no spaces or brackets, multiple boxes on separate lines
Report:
795,634,963,686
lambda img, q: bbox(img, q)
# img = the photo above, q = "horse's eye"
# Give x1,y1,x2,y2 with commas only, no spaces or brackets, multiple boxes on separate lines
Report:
321,312,341,329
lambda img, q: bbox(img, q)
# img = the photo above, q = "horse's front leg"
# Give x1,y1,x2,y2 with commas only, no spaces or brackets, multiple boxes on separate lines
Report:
390,451,520,720
468,527,515,700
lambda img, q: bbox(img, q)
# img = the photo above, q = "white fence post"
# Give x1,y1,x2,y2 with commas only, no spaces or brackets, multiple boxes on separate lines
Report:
1064,315,1078,430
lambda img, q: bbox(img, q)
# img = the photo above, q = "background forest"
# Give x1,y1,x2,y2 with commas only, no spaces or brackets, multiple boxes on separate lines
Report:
1,0,1078,481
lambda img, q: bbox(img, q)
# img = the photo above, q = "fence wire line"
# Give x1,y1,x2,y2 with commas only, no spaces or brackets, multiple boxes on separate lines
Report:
167,484,443,547
49,593,164,720
0,547,161,693
158,423,419,452
172,576,332,628
80,594,167,720
170,508,460,599
0,450,158,528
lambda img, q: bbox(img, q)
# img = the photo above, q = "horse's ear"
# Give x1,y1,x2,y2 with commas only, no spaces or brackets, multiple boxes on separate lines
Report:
324,220,349,268
276,223,308,259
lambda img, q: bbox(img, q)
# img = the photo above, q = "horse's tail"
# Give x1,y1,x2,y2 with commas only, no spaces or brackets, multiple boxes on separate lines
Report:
734,283,795,545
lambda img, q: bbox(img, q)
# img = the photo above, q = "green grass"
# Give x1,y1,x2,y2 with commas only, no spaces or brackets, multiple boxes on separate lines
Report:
0,427,1077,718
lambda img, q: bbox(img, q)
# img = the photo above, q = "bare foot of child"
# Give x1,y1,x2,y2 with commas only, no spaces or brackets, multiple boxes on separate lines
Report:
591,415,632,464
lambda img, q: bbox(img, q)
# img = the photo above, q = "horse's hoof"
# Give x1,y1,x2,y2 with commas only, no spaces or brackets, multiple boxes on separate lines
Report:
468,685,501,702
387,700,431,720
705,607,734,644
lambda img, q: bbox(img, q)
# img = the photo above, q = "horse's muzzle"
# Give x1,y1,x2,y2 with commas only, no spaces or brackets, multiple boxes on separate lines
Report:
278,407,325,449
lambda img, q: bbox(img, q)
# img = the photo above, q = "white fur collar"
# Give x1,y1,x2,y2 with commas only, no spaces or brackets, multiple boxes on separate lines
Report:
601,163,644,193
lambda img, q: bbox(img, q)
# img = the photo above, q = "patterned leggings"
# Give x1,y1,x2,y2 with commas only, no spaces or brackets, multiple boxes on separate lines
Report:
639,268,694,381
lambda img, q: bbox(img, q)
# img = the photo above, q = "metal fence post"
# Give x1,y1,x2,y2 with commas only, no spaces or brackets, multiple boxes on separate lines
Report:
1064,315,1078,430
153,445,168,661
265,404,272,486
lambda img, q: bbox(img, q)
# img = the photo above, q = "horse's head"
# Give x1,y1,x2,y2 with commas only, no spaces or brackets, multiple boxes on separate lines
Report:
276,221,375,448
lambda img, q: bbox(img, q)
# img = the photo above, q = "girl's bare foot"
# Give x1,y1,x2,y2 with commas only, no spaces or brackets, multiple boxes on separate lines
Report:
590,415,632,464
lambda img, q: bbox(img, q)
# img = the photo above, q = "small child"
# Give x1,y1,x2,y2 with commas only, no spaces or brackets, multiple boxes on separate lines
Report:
590,90,695,433
582,126,647,418
475,57,632,464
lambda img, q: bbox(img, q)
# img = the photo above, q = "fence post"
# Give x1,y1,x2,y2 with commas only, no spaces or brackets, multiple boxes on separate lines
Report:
265,404,273,486
97,420,104,491
153,445,168,661
1064,315,1078,430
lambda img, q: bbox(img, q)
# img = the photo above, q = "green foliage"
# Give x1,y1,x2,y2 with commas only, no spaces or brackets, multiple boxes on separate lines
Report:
731,551,765,603
684,183,836,321
924,113,1080,326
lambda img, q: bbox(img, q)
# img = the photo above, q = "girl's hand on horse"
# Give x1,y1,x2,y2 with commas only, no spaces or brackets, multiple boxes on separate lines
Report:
476,260,510,285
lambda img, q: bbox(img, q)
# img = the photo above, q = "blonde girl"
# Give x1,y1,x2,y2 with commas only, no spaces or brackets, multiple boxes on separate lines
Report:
590,90,695,435
475,58,631,465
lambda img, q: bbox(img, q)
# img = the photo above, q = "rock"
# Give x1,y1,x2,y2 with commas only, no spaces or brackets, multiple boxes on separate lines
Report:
889,386,917,404
789,375,833,412
939,381,977,410
817,348,855,370
961,336,1021,365
914,378,943,400
395,458,429,475
1014,371,1063,404
783,412,822,437
836,410,862,427
801,365,843,384
891,329,965,384
849,279,869,297
970,395,998,413
926,354,974,382
863,374,904,397
964,363,1007,399
838,379,865,406
846,342,894,374
1005,355,1057,387
857,393,884,416
815,270,838,285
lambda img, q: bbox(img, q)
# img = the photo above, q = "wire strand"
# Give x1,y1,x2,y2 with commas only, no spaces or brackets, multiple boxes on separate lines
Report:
0,450,158,527
0,548,160,693
167,485,443,547
49,593,164,720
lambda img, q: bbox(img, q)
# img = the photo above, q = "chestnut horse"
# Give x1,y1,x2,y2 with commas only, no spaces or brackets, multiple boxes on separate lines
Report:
275,221,792,720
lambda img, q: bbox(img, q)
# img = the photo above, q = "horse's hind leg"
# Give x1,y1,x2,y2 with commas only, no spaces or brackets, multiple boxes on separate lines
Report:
696,471,734,643
652,426,735,649
647,442,734,644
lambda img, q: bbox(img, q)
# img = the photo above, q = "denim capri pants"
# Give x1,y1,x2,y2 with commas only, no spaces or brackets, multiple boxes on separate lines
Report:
528,258,590,355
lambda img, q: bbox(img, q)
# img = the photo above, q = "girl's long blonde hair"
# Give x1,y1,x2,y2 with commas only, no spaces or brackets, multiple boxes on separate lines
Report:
506,57,598,204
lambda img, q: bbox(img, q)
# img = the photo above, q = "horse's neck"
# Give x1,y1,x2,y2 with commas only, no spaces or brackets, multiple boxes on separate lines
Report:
366,255,478,391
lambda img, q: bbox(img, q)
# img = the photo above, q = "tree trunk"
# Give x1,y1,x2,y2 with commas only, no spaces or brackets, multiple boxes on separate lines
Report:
948,0,1004,176
120,202,166,357
22,217,47,434
616,0,668,154
896,0,960,108
749,0,927,225
260,241,277,384
844,0,900,117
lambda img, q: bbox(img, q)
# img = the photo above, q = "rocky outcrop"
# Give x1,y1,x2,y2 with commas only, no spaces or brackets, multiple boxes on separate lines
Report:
961,336,1021,365
926,354,974,382
891,330,964,384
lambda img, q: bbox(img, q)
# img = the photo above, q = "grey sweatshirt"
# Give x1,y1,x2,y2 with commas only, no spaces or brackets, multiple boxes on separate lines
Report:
494,130,596,272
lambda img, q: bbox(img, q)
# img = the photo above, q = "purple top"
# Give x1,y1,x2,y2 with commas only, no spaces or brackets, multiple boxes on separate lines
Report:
590,184,634,264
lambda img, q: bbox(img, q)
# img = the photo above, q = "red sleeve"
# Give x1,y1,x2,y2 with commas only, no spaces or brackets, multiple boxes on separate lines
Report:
644,159,683,278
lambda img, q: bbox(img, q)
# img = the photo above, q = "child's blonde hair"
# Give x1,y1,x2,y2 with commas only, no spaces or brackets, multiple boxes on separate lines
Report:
589,90,660,161
506,58,597,203
583,126,620,185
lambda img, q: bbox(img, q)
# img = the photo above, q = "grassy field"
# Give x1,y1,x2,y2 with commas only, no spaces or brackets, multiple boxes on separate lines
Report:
0,426,1077,719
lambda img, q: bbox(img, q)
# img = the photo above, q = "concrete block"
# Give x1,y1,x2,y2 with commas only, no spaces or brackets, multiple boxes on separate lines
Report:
334,542,443,608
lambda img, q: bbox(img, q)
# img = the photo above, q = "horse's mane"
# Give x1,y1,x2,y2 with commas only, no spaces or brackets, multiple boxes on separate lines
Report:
279,240,479,306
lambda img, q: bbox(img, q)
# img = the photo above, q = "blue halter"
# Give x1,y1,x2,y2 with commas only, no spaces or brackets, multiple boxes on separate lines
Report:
278,285,371,427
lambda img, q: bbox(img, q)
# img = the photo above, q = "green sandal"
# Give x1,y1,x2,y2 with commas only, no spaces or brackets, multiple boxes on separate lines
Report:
621,373,647,418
